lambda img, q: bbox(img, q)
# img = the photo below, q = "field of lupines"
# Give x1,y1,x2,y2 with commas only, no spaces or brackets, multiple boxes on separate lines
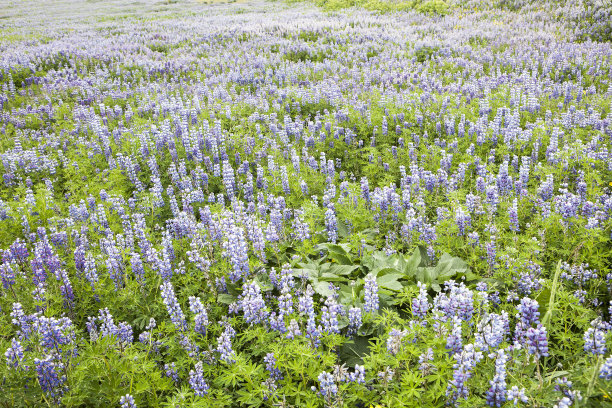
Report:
1,0,612,406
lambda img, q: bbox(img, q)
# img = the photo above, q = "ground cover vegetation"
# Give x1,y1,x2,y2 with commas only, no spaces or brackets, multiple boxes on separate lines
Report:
0,0,612,406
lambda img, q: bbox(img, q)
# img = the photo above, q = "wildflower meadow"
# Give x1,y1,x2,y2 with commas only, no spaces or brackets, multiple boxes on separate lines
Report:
0,0,611,406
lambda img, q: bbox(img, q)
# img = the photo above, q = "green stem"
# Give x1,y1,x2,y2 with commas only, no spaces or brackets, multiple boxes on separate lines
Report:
536,357,543,391
541,260,562,329
586,355,603,403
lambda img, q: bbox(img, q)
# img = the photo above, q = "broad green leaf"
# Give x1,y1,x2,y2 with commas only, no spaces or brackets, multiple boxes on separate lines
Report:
377,274,404,291
371,266,401,277
338,336,372,367
328,264,359,276
403,247,422,276
434,252,469,279
319,272,349,282
320,262,359,275
418,245,432,266
328,252,353,265
313,280,335,298
461,271,480,281
295,260,321,270
415,266,437,284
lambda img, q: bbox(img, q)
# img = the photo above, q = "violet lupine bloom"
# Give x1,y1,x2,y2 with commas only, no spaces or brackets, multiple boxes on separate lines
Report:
324,206,338,244
160,282,187,332
130,252,145,285
525,325,549,358
600,355,612,380
5,338,24,369
217,324,236,363
321,294,341,335
455,207,471,236
8,239,28,263
138,318,157,345
106,256,124,290
363,275,379,313
188,296,209,336
554,397,573,408
446,316,463,355
52,267,74,305
433,281,474,322
264,352,283,380
35,315,76,353
486,185,500,213
446,344,483,404
165,362,180,383
486,349,508,407
506,386,529,405
467,231,480,247
555,191,582,219
516,263,543,296
348,307,362,335
300,179,309,196
314,371,337,399
222,160,236,199
239,282,269,325
189,361,210,396
226,225,250,283
292,212,311,242
94,308,133,345
361,177,370,203
305,312,321,348
35,355,66,401
0,261,16,290
297,285,319,344
517,298,540,326
554,377,582,405
286,319,302,340
412,282,429,319
515,297,540,343
271,311,287,333
84,254,99,291
251,223,267,262
280,264,295,290
560,262,599,287
508,198,519,232
298,285,315,315
280,165,290,195
120,394,137,408
476,312,509,351
348,364,366,384
387,328,407,355
278,284,293,317
418,348,434,372
465,193,481,213
583,327,607,355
